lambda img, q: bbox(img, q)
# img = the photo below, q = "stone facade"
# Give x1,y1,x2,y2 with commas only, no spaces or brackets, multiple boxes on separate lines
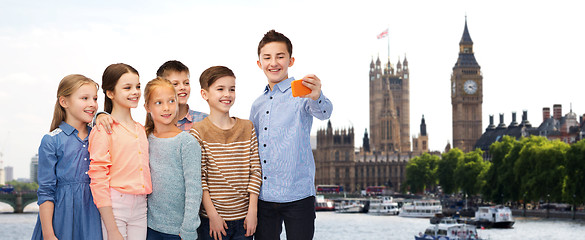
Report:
451,19,483,152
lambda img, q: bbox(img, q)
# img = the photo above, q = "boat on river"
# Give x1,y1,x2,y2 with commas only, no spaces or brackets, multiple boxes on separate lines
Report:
400,199,442,218
368,196,400,215
415,219,484,240
335,199,369,213
474,205,515,228
315,195,335,211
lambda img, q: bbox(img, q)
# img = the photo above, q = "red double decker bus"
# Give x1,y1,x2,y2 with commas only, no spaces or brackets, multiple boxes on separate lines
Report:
366,186,385,195
316,185,343,194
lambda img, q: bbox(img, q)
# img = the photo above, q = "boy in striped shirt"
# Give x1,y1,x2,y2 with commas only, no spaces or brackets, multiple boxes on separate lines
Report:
190,66,262,240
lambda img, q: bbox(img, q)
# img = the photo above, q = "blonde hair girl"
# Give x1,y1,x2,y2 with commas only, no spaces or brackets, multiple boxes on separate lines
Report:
32,74,103,240
143,77,202,240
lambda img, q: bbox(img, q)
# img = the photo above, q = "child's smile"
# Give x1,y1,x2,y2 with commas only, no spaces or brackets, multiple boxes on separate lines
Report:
64,83,98,126
167,71,191,105
203,76,236,114
109,72,141,110
146,86,178,126
257,41,295,89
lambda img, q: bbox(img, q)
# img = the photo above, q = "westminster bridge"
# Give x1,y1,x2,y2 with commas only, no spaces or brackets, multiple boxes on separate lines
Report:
0,191,38,213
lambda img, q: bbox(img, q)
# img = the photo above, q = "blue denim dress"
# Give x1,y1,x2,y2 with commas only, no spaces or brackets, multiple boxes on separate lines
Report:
31,122,102,240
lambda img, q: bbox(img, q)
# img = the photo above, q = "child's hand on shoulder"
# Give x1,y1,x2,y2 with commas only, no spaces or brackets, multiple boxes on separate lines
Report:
95,113,117,134
300,74,322,101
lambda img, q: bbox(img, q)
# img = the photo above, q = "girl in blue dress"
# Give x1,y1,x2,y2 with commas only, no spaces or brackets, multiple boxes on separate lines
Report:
31,74,103,240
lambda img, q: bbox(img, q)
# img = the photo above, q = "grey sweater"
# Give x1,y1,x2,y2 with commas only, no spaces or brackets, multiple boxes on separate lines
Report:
147,131,202,240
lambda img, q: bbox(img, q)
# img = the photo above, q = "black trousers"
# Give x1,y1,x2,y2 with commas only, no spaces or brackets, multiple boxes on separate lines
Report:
254,196,316,240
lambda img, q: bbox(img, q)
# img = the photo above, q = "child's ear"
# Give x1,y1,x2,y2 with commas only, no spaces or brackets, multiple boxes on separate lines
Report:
201,89,209,101
105,90,114,99
144,102,149,112
257,60,262,70
289,57,295,67
58,96,68,108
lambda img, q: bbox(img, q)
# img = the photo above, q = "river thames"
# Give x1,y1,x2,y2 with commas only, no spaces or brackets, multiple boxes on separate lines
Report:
2,204,585,240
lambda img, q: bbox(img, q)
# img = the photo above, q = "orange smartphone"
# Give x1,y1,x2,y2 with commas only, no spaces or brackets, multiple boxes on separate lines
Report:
291,79,312,97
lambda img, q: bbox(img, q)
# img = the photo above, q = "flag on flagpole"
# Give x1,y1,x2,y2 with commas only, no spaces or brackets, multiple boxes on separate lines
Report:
377,28,388,39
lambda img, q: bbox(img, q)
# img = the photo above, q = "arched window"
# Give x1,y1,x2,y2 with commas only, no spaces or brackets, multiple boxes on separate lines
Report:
387,121,391,139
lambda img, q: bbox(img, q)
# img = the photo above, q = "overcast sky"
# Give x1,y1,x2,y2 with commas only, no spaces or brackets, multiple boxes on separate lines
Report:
1,0,584,179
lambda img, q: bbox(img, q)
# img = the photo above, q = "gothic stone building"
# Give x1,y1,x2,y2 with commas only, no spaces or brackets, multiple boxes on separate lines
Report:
314,121,414,193
451,19,483,152
313,19,482,193
314,55,429,193
475,104,585,160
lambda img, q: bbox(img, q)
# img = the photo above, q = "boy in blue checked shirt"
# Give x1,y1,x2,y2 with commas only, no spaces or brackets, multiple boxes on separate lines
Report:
249,29,333,240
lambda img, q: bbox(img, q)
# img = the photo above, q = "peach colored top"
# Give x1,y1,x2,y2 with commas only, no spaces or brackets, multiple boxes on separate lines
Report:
88,122,152,208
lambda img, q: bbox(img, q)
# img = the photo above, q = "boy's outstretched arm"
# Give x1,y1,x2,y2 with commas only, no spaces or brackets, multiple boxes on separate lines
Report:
300,74,322,101
301,74,333,120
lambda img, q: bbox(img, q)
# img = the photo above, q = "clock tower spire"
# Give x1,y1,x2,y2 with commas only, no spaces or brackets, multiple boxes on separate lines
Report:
451,17,483,152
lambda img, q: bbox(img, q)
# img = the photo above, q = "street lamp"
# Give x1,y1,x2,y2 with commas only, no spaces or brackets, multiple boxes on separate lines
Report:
546,194,550,219
523,193,527,217
573,194,576,220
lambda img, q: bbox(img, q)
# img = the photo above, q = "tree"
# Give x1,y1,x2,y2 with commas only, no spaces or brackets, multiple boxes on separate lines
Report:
482,136,517,203
4,180,39,191
563,139,585,205
515,136,568,203
404,153,439,194
438,148,463,194
454,148,487,196
482,137,502,203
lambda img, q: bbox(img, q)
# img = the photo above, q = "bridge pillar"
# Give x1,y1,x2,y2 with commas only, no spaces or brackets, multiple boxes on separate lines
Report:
15,193,23,213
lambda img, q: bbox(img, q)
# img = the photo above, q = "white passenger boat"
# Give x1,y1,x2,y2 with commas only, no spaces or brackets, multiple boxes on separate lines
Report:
474,205,515,228
315,195,335,211
335,199,368,213
400,199,442,218
368,196,400,215
415,220,484,240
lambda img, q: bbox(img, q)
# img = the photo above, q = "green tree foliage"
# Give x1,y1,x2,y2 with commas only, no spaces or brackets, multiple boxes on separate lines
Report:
454,149,488,196
404,153,440,193
438,148,463,194
500,137,525,202
402,136,579,207
515,136,568,203
482,136,518,203
563,139,585,204
3,180,39,191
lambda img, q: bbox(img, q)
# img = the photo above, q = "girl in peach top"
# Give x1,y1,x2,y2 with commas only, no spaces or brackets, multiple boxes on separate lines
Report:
88,63,152,240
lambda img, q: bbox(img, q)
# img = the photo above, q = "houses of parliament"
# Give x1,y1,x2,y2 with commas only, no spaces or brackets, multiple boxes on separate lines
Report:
313,19,482,193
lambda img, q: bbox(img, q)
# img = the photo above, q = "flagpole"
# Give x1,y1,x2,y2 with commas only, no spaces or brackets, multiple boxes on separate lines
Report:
387,26,390,65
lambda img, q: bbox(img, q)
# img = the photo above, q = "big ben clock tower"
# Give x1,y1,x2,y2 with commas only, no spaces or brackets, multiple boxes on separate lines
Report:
451,18,482,152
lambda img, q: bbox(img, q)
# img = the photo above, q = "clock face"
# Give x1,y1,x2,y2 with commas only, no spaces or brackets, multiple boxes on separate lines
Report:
464,80,478,94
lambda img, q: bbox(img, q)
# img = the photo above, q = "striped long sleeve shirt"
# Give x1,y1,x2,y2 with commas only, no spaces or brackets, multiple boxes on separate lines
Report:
190,117,262,220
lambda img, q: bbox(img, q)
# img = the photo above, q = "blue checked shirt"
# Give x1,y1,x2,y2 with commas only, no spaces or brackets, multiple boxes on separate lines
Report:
249,77,333,203
176,106,208,131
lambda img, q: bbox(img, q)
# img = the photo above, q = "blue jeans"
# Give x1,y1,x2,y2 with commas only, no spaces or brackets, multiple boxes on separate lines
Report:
146,227,181,240
198,217,252,240
254,196,316,240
